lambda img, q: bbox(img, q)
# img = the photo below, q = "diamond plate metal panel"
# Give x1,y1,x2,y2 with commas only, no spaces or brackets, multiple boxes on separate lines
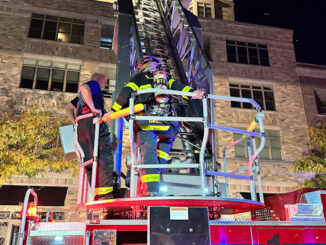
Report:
31,222,85,231
29,235,84,245
93,230,116,245
217,183,228,197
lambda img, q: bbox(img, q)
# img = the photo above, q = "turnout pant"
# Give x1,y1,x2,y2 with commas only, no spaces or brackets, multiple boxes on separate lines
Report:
136,125,179,194
76,116,114,199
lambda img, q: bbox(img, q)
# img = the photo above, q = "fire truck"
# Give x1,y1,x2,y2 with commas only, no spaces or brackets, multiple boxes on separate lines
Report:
13,0,326,244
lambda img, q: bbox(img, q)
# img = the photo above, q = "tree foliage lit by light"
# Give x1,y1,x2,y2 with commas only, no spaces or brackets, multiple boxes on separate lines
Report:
0,108,78,185
294,123,326,188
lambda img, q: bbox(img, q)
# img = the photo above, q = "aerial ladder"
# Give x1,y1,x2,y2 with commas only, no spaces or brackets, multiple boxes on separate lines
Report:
109,0,265,203
14,0,326,244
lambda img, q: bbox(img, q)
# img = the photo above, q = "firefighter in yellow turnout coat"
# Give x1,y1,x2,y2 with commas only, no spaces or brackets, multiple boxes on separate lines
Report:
112,57,204,196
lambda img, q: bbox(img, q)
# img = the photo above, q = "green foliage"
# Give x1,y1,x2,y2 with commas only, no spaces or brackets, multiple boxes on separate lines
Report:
0,107,78,185
294,123,326,188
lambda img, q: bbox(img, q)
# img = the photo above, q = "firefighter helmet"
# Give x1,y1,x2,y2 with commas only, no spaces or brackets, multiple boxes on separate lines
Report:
136,56,163,72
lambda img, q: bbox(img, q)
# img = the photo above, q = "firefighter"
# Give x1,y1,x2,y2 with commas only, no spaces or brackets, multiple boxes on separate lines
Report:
111,57,204,196
72,73,115,200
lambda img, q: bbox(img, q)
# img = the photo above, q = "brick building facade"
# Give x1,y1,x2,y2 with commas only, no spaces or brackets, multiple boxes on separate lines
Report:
296,63,326,126
0,0,315,236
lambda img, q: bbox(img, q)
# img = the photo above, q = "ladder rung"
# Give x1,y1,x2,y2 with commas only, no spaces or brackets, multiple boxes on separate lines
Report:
135,163,199,169
205,170,251,180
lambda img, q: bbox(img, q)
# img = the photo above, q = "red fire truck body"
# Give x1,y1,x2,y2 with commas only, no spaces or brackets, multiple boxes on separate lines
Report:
16,189,326,244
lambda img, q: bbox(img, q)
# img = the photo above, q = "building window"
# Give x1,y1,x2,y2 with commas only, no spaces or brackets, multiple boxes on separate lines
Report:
226,40,270,66
197,3,212,18
229,83,275,111
37,212,48,221
203,35,212,61
20,59,80,93
0,222,8,241
98,65,116,97
0,212,10,220
11,212,21,219
37,212,63,221
53,212,65,220
234,130,282,160
28,13,84,44
101,24,114,50
102,80,116,98
314,89,326,115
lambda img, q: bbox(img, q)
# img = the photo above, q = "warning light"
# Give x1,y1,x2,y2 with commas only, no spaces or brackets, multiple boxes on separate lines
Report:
20,203,38,220
27,204,37,217
90,218,100,224
90,213,101,224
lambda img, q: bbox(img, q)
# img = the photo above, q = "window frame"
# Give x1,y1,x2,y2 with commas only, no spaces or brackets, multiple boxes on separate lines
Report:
234,130,282,160
229,83,276,111
20,59,81,93
102,79,116,98
100,24,114,50
226,40,270,66
197,2,212,18
314,89,326,115
0,211,10,220
203,35,212,61
28,13,85,44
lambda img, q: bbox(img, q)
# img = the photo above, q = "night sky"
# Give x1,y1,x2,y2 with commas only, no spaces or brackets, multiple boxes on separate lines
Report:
234,0,326,66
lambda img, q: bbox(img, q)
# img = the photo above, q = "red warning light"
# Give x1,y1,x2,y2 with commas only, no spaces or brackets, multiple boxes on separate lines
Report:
20,203,38,220
90,218,100,224
27,204,37,217
90,213,101,224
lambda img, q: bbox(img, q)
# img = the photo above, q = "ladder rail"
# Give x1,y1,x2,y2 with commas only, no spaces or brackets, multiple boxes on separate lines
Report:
131,0,178,77
159,0,217,171
90,117,101,201
247,137,256,201
18,189,38,245
252,136,264,204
